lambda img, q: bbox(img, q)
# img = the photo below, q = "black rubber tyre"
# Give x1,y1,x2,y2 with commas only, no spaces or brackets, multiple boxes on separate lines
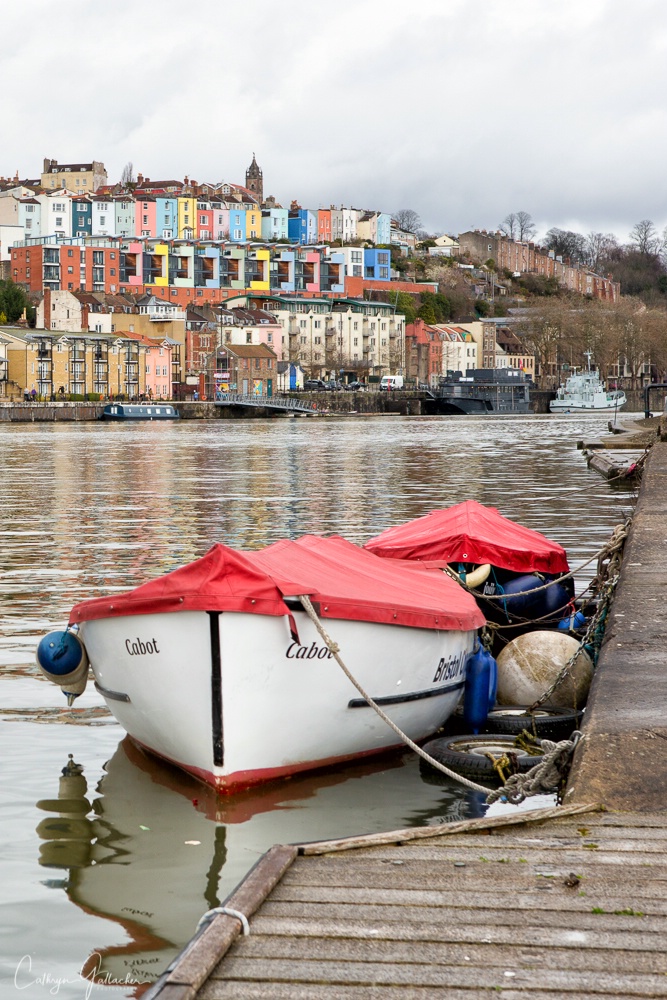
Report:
483,705,582,742
421,734,544,782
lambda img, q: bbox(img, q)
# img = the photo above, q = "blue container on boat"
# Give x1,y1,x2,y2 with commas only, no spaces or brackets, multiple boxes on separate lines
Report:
463,644,498,733
558,609,587,632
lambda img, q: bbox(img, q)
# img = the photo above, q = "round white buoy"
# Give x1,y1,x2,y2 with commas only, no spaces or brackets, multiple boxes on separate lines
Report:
496,630,593,709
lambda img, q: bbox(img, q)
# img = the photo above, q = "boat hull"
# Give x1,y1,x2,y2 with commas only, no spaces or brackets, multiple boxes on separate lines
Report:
81,610,474,792
549,396,626,413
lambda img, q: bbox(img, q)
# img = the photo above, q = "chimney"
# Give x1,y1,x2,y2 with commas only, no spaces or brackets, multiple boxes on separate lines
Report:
137,172,143,185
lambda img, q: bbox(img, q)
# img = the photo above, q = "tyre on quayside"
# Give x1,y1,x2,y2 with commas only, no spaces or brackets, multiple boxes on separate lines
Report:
420,734,545,782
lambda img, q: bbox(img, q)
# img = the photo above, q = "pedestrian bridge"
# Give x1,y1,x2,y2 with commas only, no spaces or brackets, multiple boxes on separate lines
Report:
213,393,318,415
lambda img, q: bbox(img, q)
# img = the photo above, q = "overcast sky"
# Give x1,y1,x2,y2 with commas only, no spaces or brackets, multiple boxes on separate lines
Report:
4,0,667,243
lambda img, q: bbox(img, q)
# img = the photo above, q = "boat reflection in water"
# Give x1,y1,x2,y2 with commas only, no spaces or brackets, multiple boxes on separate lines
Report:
36,738,488,993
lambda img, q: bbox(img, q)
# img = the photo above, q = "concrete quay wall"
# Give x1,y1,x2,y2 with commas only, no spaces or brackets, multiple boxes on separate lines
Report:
564,440,667,811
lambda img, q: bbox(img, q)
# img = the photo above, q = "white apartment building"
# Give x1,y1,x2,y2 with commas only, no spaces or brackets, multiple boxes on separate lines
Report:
37,191,73,239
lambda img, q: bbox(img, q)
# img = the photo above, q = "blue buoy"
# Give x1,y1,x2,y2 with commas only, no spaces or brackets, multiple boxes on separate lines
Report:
37,631,85,678
36,630,89,704
464,643,497,734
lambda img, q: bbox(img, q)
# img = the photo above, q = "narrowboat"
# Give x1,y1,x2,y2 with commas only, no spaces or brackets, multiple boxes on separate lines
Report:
101,403,180,421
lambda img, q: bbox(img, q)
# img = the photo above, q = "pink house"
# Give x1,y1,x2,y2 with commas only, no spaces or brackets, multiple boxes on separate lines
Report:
126,333,173,398
135,196,157,237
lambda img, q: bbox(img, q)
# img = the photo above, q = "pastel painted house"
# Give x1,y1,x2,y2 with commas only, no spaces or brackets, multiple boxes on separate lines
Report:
91,198,115,237
245,209,262,240
194,246,221,289
156,197,178,239
261,208,288,242
136,197,157,237
134,334,173,399
228,209,246,242
170,243,195,287
114,198,135,238
177,196,196,238
20,198,42,240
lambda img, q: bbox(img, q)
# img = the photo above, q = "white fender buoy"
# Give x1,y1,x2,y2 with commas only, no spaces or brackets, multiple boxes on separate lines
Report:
448,564,491,589
496,630,593,709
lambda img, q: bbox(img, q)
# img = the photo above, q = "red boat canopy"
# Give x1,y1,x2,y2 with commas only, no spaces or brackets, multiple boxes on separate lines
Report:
70,534,484,632
364,501,569,575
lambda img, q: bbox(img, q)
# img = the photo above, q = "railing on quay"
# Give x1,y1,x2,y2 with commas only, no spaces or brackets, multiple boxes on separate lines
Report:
214,393,318,413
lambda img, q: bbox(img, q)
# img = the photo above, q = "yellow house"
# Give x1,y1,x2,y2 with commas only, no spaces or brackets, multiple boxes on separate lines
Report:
246,209,262,240
177,196,197,238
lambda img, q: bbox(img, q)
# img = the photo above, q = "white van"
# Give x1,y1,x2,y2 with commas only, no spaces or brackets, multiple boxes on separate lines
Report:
380,375,404,391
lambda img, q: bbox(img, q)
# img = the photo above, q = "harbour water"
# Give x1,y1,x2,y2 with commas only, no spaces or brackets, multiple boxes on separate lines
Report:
0,413,637,998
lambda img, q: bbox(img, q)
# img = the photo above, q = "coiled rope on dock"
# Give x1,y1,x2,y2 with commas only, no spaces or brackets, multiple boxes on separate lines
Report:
485,732,583,806
298,594,580,804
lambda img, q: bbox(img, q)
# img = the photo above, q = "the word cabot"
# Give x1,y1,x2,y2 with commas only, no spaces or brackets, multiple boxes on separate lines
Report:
125,637,160,656
286,641,333,660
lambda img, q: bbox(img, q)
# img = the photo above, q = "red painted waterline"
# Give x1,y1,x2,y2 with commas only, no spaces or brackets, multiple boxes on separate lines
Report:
130,736,409,794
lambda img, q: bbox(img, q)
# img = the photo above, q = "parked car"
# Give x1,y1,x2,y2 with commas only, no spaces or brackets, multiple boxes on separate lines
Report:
303,379,327,391
323,380,344,391
345,381,366,391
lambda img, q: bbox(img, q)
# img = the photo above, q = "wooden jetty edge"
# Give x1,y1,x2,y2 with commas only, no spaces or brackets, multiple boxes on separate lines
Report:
565,440,667,811
146,442,667,1000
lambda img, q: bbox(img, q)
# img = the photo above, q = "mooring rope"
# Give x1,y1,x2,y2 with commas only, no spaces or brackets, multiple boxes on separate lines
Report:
297,593,490,794
296,514,632,803
485,732,583,806
297,594,580,804
445,543,609,604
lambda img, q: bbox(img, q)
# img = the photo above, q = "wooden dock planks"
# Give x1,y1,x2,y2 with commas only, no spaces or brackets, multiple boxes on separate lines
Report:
148,806,667,999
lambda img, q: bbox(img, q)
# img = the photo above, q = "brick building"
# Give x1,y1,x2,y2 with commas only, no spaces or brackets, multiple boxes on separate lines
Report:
458,230,620,302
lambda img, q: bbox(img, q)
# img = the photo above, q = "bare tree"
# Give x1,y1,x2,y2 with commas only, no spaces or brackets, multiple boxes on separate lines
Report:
628,219,660,256
499,211,536,242
499,213,518,239
583,232,619,274
516,211,537,242
120,162,135,188
515,300,572,387
393,209,422,234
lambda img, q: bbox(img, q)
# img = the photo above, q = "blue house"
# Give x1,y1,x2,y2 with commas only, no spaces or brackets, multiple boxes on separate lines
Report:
288,210,308,244
156,197,177,239
364,248,392,281
72,198,92,237
229,209,246,242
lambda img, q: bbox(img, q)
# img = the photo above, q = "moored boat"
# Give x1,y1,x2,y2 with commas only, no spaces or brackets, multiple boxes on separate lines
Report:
549,357,626,413
364,500,573,631
39,535,484,792
429,368,532,415
101,402,180,420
